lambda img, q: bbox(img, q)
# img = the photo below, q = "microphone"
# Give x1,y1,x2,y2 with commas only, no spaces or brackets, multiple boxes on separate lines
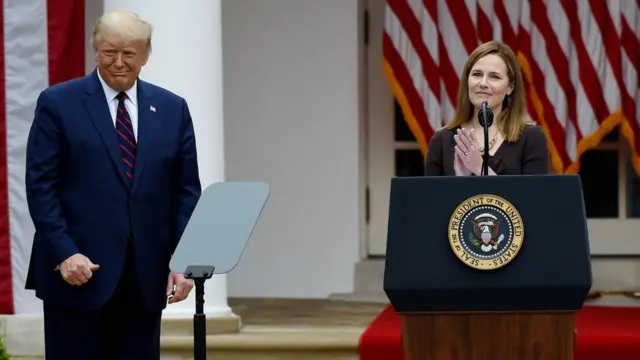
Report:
477,101,494,176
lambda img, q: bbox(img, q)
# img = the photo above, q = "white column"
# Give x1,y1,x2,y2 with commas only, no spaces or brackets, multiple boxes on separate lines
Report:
102,0,232,318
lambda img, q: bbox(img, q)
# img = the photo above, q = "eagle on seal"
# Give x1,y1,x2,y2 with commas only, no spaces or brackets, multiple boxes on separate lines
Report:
472,213,501,252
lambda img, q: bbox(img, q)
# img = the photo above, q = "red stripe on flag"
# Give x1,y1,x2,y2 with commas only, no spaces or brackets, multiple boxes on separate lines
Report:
437,36,461,113
493,0,517,50
620,18,640,83
562,0,610,122
383,33,433,142
47,0,85,86
387,0,441,102
0,0,87,314
476,4,493,44
0,0,15,315
446,0,478,54
517,25,572,167
529,0,581,140
589,0,640,152
422,0,459,123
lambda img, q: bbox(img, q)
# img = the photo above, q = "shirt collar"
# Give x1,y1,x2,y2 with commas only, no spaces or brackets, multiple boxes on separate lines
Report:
96,68,138,108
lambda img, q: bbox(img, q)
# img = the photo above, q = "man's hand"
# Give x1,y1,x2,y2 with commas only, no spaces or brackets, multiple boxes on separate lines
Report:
166,272,194,304
59,253,100,286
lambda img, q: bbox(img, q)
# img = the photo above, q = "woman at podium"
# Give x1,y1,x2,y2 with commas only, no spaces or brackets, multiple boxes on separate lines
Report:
425,41,549,176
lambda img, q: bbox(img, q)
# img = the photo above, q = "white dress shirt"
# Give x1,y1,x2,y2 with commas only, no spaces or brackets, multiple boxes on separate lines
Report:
96,69,138,141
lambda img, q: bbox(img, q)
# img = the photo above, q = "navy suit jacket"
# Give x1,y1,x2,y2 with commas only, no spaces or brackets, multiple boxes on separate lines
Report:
25,69,201,312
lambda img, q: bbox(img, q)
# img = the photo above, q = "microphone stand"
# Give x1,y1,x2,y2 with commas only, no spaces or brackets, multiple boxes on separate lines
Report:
478,101,494,176
482,107,489,176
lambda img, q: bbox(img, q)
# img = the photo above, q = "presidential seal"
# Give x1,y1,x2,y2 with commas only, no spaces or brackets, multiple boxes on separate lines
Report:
448,194,524,270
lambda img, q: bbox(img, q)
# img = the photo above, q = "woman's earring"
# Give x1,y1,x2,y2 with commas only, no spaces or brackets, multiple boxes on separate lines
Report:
502,93,511,110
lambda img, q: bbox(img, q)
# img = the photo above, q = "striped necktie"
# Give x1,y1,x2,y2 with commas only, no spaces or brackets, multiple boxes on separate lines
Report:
115,92,136,186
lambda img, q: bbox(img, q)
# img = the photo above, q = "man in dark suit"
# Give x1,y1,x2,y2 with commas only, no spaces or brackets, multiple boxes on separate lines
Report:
25,11,200,359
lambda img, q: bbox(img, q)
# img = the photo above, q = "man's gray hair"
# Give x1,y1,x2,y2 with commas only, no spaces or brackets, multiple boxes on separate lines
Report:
91,11,153,54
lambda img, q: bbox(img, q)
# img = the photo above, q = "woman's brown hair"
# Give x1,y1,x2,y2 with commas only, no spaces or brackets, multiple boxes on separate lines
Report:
443,41,533,142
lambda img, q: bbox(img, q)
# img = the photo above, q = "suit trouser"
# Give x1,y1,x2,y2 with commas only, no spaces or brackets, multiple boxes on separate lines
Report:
43,238,162,360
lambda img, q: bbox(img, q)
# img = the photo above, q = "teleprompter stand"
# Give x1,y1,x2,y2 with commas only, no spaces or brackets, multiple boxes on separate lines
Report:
184,265,214,360
170,182,270,360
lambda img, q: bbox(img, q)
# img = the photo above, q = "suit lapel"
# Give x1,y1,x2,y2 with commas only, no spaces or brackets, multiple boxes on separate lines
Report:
132,82,156,193
82,71,130,188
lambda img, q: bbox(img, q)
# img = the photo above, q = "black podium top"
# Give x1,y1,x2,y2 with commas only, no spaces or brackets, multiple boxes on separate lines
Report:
383,174,592,313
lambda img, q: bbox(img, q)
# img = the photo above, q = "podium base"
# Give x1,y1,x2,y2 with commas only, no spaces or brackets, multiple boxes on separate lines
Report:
400,311,576,360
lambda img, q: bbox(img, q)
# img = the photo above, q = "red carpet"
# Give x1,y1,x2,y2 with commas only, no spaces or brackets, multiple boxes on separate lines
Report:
359,304,640,360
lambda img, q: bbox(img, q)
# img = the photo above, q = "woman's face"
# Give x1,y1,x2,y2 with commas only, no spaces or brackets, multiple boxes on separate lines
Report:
467,54,513,112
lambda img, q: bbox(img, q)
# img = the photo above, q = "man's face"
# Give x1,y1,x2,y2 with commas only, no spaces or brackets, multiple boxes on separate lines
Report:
94,33,148,92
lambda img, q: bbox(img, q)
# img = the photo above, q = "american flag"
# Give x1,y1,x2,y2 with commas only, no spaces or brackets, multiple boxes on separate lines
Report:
0,0,85,314
383,0,640,175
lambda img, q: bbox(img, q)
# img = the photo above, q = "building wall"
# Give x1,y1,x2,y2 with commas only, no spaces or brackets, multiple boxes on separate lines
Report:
221,0,364,298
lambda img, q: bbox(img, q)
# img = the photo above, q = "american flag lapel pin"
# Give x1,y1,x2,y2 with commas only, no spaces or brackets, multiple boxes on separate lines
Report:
150,105,156,112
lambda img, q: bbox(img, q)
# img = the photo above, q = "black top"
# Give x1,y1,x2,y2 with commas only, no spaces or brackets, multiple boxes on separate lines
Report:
425,125,549,176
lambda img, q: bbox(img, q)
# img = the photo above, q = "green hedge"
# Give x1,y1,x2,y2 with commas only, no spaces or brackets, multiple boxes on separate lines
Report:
0,335,10,360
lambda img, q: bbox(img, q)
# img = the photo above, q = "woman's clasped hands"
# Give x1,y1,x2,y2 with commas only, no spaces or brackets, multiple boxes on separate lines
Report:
454,128,483,176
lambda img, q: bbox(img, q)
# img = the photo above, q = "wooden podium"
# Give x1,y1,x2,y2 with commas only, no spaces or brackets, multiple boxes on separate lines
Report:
383,175,591,360
400,312,576,359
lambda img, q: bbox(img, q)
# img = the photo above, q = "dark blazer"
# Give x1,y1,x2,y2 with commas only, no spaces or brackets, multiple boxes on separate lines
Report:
25,69,201,312
425,124,549,176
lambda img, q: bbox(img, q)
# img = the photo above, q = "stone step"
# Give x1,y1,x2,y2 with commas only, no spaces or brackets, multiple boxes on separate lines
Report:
161,314,240,336
161,325,361,360
0,315,361,360
328,291,388,304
